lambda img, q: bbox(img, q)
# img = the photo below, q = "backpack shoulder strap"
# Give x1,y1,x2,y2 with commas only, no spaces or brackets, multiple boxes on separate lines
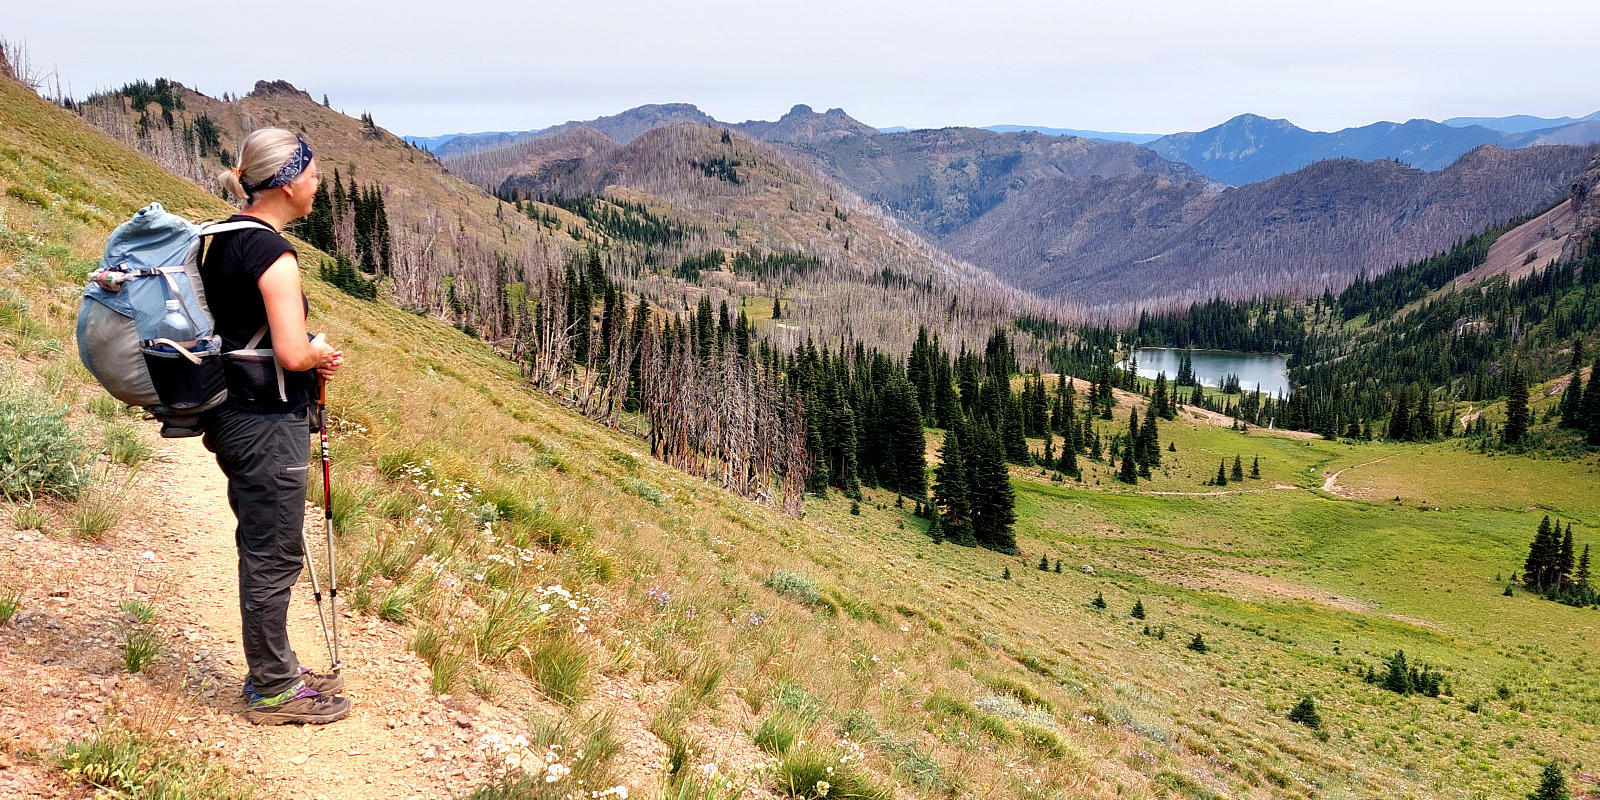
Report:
197,220,275,238
194,219,278,274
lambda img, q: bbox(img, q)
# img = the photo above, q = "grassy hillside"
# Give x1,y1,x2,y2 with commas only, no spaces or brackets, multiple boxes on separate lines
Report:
2,68,1597,800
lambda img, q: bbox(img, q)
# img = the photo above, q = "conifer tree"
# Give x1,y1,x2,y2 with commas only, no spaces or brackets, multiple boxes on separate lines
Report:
1504,365,1530,446
1383,650,1413,694
1559,340,1584,428
1141,402,1161,467
1002,394,1029,464
1250,455,1261,479
968,420,1018,553
934,428,975,547
1526,516,1558,590
1215,459,1228,486
1039,554,1050,571
1091,591,1106,609
1558,524,1575,588
1131,599,1146,619
1152,373,1172,419
1387,394,1412,441
1415,390,1437,440
882,373,927,497
1528,761,1571,800
1586,355,1600,445
1118,436,1139,484
1287,697,1321,729
1057,429,1078,476
1231,454,1244,482
1188,633,1208,653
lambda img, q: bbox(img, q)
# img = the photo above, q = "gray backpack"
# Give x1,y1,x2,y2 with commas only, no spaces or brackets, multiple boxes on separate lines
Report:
76,203,278,437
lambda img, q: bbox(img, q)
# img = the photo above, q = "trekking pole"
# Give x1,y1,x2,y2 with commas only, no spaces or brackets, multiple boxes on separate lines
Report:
299,498,337,671
318,378,343,672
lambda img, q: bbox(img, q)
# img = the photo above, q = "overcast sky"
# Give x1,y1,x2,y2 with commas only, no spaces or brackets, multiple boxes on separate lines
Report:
9,0,1599,137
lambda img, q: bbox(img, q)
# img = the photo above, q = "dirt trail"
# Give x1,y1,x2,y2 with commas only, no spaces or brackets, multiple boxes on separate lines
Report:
148,436,510,800
1321,454,1397,496
3,432,762,799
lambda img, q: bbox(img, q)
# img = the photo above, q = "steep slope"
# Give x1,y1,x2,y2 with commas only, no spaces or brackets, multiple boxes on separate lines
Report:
485,122,1069,350
945,143,1600,307
74,77,580,341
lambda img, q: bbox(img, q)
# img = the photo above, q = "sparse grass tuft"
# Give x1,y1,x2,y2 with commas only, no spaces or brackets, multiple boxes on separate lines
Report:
103,424,152,468
430,647,468,696
773,744,892,800
123,627,162,673
666,770,749,800
70,494,124,540
10,504,46,531
472,587,550,665
118,597,156,624
752,712,805,756
85,394,122,420
524,633,589,707
0,586,21,624
378,582,418,624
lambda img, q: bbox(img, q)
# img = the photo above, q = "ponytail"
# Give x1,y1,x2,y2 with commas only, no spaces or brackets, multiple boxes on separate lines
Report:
215,128,304,205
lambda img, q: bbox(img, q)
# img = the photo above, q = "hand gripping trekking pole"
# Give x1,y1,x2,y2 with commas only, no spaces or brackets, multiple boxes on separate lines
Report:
317,378,342,671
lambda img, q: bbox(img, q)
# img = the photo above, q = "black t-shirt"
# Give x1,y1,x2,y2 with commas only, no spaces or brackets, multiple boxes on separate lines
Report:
199,214,316,414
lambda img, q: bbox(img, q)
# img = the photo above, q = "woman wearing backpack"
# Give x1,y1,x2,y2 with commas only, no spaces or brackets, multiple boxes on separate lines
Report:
203,128,348,725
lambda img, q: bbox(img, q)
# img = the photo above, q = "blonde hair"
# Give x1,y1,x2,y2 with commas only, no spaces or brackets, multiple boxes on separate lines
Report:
216,127,303,203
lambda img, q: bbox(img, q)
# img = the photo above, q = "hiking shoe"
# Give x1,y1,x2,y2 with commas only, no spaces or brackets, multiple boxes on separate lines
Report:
242,667,344,698
244,681,350,725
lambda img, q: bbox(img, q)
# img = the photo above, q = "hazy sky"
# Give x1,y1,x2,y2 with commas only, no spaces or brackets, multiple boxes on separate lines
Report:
9,0,1599,137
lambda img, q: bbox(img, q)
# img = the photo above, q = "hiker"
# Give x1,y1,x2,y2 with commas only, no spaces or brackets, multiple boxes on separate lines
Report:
202,128,349,724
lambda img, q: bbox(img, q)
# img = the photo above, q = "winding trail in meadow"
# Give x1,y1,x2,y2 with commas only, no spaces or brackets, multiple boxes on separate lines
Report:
1320,454,1398,496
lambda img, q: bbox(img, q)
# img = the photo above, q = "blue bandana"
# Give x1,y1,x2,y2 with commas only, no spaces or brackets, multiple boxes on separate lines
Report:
243,137,313,196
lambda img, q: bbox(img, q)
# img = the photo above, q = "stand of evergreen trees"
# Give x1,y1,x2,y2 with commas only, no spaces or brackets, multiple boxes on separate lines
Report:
299,170,393,277
1365,650,1447,697
1521,516,1596,607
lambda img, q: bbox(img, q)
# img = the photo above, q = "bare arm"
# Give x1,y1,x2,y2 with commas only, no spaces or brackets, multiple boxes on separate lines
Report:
259,252,339,373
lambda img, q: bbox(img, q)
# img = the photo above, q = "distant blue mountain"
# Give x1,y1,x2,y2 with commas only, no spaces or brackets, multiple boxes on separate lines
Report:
1146,113,1600,185
1443,111,1600,134
981,124,1160,143
403,131,532,153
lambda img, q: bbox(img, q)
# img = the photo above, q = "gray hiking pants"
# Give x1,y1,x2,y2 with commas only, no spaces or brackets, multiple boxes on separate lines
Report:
201,404,311,698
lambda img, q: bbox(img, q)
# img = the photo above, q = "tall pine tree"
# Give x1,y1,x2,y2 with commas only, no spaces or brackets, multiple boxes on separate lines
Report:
934,427,975,547
1504,365,1530,446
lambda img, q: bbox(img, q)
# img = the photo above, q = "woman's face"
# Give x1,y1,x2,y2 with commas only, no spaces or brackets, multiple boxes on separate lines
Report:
287,158,322,218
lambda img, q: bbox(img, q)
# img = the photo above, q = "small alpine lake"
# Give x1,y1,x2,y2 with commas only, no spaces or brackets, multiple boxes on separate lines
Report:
1129,347,1290,396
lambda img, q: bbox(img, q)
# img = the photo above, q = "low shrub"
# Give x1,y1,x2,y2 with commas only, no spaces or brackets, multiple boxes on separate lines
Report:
56,727,254,799
0,384,88,501
765,570,821,607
